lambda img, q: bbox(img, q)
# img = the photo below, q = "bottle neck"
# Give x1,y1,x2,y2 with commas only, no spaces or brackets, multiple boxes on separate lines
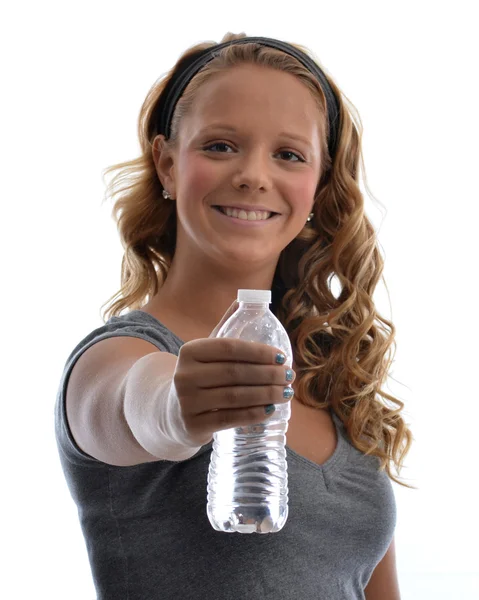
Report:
238,301,270,309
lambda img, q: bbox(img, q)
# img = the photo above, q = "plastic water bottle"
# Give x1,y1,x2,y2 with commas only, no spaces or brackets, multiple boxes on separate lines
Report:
206,289,293,534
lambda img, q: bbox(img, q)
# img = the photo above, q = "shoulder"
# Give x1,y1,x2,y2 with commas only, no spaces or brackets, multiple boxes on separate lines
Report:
57,310,184,402
107,310,181,345
71,310,183,360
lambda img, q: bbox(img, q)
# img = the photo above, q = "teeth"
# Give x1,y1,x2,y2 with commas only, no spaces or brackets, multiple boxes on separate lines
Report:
221,207,272,221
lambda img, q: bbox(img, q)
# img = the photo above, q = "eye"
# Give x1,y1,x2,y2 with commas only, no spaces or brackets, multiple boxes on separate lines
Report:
203,142,234,153
278,150,305,163
203,142,305,163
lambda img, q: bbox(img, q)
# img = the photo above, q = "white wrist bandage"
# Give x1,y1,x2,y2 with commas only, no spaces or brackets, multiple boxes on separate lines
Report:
155,380,203,461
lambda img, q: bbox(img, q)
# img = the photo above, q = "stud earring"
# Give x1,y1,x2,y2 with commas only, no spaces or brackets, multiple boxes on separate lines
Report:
162,189,172,200
306,212,314,223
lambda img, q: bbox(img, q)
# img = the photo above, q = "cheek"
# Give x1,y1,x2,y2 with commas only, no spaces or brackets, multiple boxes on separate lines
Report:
177,154,218,196
287,173,318,211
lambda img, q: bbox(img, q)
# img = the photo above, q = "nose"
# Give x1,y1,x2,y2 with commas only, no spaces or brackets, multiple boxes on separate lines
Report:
231,149,273,194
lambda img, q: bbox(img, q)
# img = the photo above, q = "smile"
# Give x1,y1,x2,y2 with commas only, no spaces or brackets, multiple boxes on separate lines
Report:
211,206,280,227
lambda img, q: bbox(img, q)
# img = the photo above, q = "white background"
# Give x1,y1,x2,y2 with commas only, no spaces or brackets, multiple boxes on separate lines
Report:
1,1,478,598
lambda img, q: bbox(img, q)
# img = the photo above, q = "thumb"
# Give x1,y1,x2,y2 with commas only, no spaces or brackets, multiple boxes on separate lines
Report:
209,300,238,338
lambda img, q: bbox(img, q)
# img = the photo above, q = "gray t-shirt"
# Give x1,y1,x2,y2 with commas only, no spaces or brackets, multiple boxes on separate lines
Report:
54,310,397,600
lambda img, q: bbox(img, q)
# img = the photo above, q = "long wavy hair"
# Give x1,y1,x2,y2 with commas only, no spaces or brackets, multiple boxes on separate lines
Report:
100,32,414,488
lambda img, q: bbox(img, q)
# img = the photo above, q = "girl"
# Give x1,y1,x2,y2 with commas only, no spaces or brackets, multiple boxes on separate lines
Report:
55,32,413,599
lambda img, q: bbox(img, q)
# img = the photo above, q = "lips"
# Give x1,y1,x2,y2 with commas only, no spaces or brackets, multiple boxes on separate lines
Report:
212,205,279,215
213,206,273,220
211,205,281,225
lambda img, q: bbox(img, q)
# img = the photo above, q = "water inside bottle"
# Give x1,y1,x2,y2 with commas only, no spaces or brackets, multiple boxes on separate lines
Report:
207,403,291,534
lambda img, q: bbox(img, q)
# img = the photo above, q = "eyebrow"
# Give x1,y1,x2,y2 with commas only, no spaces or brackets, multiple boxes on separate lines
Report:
198,124,313,149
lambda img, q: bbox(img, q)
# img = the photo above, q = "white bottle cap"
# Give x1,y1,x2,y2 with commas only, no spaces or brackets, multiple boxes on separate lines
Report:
237,289,271,303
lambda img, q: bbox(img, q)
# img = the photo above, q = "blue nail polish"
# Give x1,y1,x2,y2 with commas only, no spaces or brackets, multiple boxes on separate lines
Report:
286,369,294,382
265,404,275,415
275,353,286,364
283,387,294,399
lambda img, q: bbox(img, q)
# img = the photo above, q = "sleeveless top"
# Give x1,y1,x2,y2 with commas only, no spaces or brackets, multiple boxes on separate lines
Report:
54,309,397,600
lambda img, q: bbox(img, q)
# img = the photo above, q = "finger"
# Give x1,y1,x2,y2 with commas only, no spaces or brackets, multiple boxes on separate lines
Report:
188,362,296,390
190,401,285,434
192,382,293,413
186,337,287,366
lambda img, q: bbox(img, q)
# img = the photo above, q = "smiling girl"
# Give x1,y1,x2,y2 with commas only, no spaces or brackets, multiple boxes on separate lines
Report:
55,32,413,600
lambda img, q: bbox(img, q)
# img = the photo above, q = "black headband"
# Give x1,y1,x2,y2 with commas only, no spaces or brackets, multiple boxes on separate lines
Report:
151,36,341,159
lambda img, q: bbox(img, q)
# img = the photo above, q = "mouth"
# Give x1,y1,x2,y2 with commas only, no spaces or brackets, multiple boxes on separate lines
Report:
212,206,279,220
211,205,281,227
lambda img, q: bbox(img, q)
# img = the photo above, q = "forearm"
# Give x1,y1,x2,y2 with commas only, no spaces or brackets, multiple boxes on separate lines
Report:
123,353,202,462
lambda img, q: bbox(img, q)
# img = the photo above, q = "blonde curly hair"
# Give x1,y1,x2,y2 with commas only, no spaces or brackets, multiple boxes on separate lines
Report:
100,32,414,488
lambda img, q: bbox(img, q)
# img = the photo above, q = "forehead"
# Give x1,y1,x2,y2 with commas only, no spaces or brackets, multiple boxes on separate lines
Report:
182,64,322,140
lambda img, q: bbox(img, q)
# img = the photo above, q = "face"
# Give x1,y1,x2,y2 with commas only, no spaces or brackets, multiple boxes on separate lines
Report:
155,64,322,270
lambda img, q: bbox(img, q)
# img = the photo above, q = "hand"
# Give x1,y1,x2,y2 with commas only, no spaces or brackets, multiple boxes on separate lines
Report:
170,308,295,446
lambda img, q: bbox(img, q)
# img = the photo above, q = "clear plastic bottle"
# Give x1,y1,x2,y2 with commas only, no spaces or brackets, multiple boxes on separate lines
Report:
206,289,293,534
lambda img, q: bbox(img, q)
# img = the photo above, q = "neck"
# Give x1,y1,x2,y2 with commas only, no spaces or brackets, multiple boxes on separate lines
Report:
144,252,279,338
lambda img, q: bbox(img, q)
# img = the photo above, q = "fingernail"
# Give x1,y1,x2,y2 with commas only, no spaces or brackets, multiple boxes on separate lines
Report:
265,404,275,415
285,369,294,382
283,387,294,399
275,353,286,364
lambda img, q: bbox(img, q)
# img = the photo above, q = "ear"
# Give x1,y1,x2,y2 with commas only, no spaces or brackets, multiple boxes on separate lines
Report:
152,134,177,198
